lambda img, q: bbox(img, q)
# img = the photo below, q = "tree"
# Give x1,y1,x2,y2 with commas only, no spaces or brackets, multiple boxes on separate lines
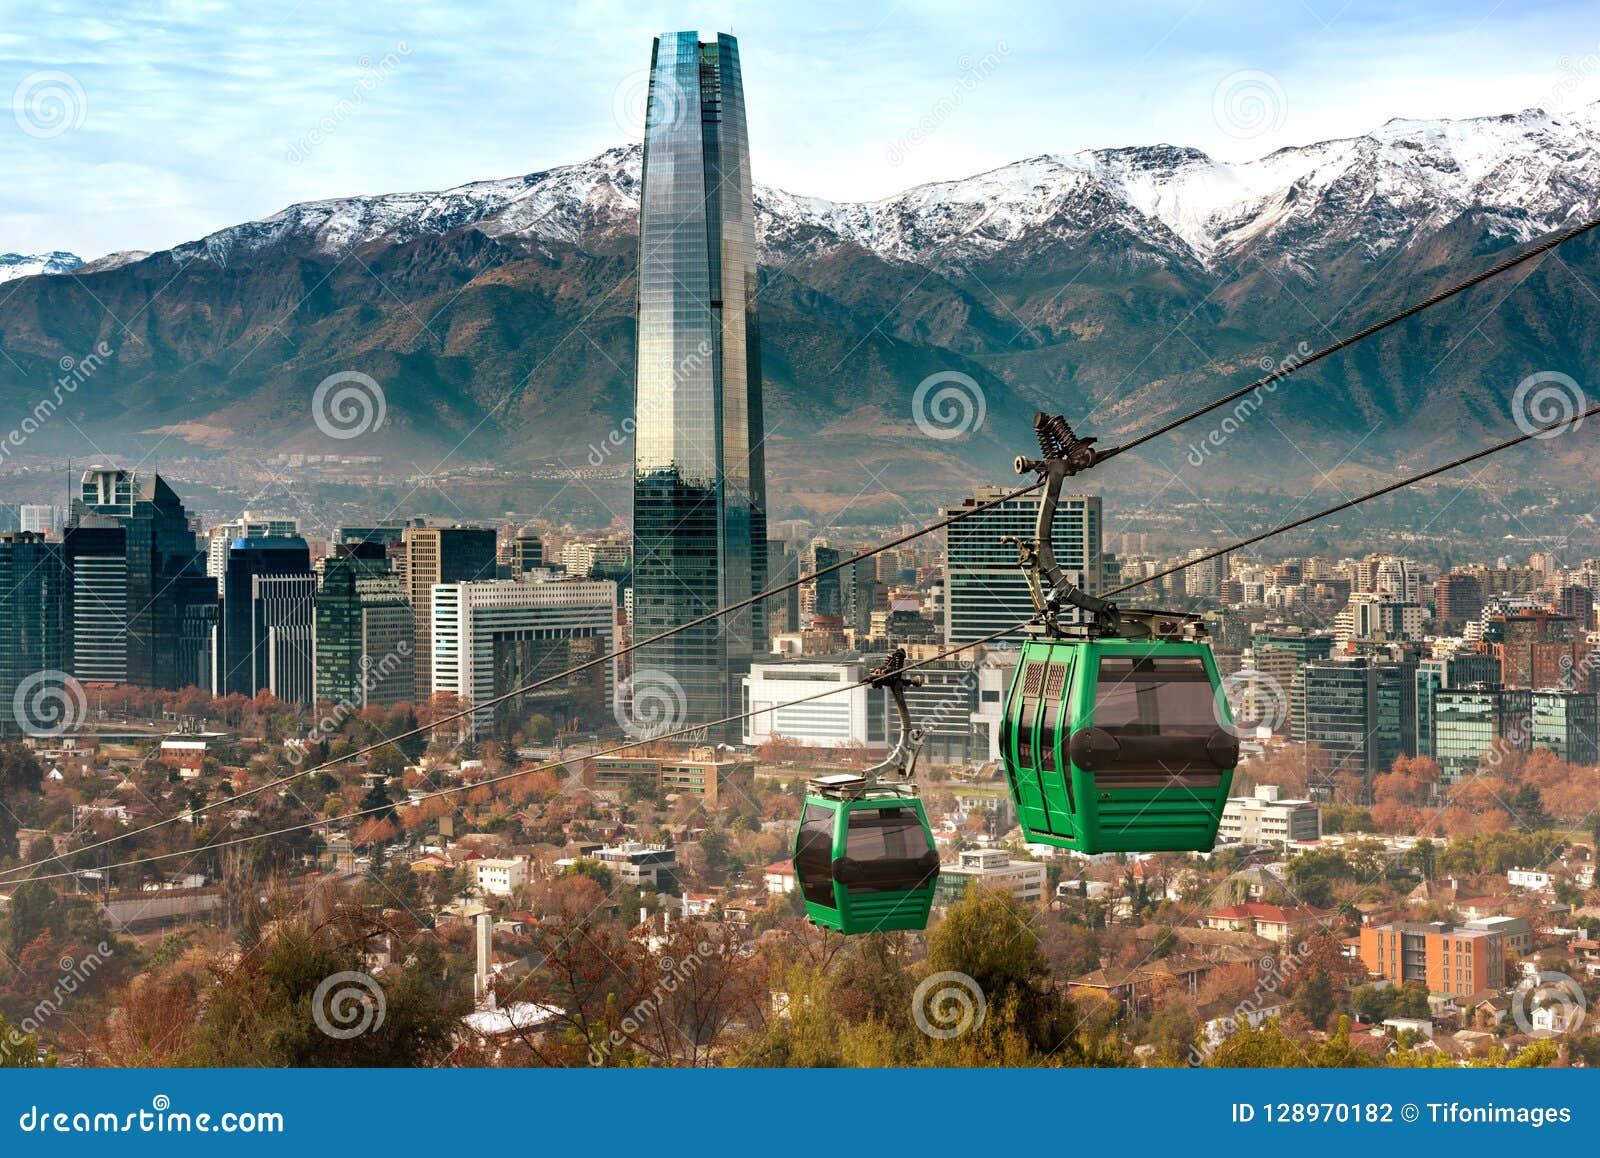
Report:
1510,784,1553,832
189,920,458,1066
0,1011,50,1067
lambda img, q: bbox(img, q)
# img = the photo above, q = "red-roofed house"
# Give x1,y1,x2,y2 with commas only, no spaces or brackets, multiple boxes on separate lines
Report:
764,861,796,895
1201,902,1331,945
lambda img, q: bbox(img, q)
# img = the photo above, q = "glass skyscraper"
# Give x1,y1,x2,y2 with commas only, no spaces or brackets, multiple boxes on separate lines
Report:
631,32,767,733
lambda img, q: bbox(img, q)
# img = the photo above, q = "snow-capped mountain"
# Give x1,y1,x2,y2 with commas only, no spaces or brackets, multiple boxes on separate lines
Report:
0,250,82,284
67,101,1600,276
3,100,1598,507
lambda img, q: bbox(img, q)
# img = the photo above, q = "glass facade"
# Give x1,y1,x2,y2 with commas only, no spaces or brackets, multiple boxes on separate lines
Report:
943,488,1101,645
1434,688,1531,782
315,544,414,709
65,469,215,690
632,32,767,733
0,533,64,737
1531,690,1598,765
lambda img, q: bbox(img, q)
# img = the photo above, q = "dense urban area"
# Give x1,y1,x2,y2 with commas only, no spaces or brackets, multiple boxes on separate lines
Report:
0,462,1598,1069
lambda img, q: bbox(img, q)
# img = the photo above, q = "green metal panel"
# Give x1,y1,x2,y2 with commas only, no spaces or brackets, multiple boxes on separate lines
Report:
792,793,937,935
1003,637,1234,854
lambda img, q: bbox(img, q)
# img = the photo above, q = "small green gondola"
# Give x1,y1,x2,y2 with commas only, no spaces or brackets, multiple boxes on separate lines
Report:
790,649,940,935
999,414,1240,854
793,775,940,934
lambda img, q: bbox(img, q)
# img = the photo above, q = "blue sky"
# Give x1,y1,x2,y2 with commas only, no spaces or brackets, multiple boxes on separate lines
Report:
6,0,1599,259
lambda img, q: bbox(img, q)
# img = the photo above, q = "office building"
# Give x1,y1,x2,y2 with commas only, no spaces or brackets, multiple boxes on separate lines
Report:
1301,657,1416,781
1531,690,1598,765
936,849,1047,906
17,504,61,535
1433,687,1532,782
1253,631,1333,738
764,540,800,637
63,468,216,690
589,746,751,808
0,533,64,735
511,527,545,575
314,542,414,709
430,575,616,737
1433,571,1485,624
631,32,767,737
742,657,884,749
205,512,298,579
401,525,498,702
221,537,315,704
1414,653,1502,758
943,487,1101,645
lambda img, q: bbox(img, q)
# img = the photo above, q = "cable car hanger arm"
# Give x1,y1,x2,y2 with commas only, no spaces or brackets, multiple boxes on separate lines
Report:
1009,412,1122,634
862,647,924,784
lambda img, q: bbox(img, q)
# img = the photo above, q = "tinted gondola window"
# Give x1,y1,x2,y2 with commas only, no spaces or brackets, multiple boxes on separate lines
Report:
842,807,936,893
1094,655,1216,736
795,803,838,907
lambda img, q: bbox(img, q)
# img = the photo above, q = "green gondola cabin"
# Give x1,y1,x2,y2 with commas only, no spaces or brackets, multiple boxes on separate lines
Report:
792,774,940,934
1000,637,1238,852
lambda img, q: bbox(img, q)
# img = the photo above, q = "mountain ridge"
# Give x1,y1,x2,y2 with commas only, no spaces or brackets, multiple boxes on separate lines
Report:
3,102,1598,518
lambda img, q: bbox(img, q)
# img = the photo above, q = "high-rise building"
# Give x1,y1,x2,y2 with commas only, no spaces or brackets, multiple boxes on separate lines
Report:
630,31,767,735
1415,653,1502,758
17,504,61,535
1433,571,1484,624
0,532,64,736
1531,690,1598,765
512,527,545,575
1491,611,1589,690
811,544,843,624
400,526,498,703
221,537,314,704
764,540,800,637
64,468,216,690
205,512,299,579
314,542,414,709
1252,631,1333,738
1434,687,1531,782
943,487,1101,645
430,575,617,737
1301,657,1416,783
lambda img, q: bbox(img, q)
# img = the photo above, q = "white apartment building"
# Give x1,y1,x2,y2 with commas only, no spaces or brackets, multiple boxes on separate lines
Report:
936,849,1047,906
472,857,529,897
1218,784,1321,845
431,575,617,734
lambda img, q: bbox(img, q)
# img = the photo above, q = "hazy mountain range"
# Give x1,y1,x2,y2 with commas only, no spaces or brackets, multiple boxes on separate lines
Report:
3,103,1599,518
